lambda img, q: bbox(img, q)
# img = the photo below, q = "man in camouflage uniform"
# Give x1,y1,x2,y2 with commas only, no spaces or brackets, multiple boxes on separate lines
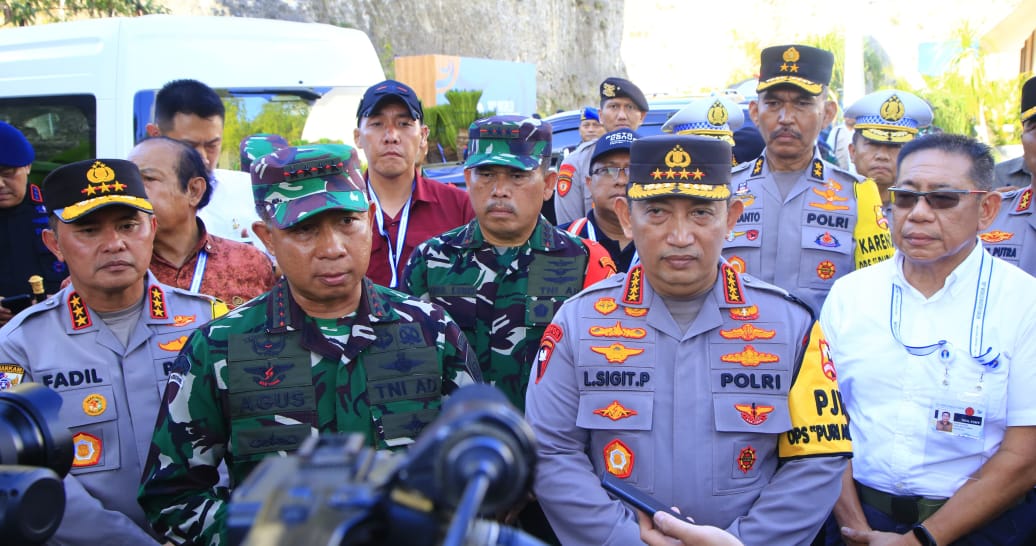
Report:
727,44,894,314
403,115,615,412
527,135,850,545
0,158,226,544
139,144,481,546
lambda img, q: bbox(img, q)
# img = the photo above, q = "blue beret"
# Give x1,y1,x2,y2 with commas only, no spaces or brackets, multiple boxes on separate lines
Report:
0,121,34,167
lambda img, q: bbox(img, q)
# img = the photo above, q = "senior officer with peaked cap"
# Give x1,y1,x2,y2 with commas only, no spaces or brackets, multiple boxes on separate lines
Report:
663,96,745,145
0,158,227,543
844,89,933,217
556,77,650,225
527,134,851,545
726,45,894,315
981,76,1036,276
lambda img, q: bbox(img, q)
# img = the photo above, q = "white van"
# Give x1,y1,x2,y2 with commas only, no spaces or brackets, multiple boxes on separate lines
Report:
0,15,385,245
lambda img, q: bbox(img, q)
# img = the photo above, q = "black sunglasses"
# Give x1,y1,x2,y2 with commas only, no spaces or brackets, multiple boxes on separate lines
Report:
888,187,987,210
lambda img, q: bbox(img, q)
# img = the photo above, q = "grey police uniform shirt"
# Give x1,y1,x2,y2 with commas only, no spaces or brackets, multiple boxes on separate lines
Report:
0,272,220,544
981,186,1036,276
526,265,848,546
993,156,1032,190
554,140,595,225
724,150,894,315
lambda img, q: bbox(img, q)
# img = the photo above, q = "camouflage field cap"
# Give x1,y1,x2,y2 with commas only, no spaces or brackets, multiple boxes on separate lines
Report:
239,133,289,172
627,135,732,201
1021,76,1036,123
43,159,153,222
845,90,933,144
757,44,834,96
465,115,552,171
251,144,367,229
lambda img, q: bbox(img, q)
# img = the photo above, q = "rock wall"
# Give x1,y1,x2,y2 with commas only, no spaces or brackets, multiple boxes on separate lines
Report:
190,0,627,114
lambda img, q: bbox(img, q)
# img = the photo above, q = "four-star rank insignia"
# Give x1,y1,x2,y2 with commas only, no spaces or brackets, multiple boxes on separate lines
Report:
719,324,776,342
594,297,618,315
1017,188,1032,212
729,305,759,321
594,400,638,421
721,263,746,305
603,438,634,478
623,266,644,305
591,343,644,364
735,402,775,425
149,285,167,319
721,345,779,367
737,445,757,473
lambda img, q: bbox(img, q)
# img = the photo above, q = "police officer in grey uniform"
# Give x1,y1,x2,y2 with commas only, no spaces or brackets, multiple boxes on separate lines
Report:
844,88,933,220
0,159,226,544
527,135,851,545
982,76,1036,276
727,45,894,314
555,77,649,225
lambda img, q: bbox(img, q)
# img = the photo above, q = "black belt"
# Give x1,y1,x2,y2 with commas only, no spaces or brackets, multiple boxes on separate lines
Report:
855,481,947,525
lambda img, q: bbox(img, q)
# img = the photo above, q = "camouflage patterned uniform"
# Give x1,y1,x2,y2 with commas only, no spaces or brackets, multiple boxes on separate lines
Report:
403,217,614,410
138,277,480,545
139,144,481,546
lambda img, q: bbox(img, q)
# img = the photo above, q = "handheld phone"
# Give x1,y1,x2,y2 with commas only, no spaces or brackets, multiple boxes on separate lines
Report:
601,472,684,519
1,294,32,314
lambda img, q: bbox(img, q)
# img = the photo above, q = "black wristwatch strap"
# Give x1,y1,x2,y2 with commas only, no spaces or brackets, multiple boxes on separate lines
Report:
912,523,938,546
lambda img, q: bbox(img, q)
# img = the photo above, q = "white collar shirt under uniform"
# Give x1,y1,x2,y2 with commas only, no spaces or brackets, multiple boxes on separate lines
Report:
820,242,1036,499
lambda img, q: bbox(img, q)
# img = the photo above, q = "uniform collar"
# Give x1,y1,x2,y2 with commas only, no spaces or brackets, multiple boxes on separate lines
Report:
747,147,828,183
62,271,180,334
893,240,986,301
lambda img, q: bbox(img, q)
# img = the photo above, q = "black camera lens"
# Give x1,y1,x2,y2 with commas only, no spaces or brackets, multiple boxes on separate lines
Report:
0,383,72,478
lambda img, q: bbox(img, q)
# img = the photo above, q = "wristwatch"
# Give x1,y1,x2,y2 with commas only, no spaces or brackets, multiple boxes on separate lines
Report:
912,523,938,546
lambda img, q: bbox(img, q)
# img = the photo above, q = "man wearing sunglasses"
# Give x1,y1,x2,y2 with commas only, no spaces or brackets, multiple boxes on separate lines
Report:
727,44,894,315
820,133,1036,546
981,76,1036,276
561,128,638,272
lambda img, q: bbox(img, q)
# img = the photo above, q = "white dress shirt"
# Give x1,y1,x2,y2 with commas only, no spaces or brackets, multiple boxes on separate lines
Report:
820,242,1036,498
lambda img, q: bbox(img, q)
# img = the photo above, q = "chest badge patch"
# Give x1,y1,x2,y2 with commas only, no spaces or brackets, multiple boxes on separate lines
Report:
604,438,635,478
82,393,107,416
719,324,776,342
737,445,757,473
589,321,647,339
721,345,779,367
594,297,618,315
158,335,189,352
729,305,759,321
594,400,638,421
591,343,645,364
623,306,648,317
735,403,775,425
72,432,102,467
816,260,837,280
0,364,25,391
979,231,1013,243
173,315,196,327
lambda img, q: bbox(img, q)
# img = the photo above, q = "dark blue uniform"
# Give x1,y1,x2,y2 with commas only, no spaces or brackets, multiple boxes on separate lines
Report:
0,185,65,297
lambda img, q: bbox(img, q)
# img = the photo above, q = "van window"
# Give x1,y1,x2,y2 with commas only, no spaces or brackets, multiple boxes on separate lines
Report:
133,87,336,171
0,95,96,184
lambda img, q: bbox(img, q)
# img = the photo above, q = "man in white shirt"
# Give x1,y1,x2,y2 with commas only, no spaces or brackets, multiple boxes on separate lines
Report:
820,133,1036,545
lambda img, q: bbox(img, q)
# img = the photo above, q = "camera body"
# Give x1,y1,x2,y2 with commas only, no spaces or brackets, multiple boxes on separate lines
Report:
228,384,543,546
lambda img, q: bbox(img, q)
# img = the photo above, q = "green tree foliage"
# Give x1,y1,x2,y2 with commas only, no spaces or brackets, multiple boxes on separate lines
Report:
220,96,311,171
424,90,488,163
804,32,894,105
2,0,167,27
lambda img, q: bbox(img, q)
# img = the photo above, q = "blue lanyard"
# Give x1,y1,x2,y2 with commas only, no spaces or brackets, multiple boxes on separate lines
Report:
368,181,414,289
889,251,998,369
190,249,208,293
